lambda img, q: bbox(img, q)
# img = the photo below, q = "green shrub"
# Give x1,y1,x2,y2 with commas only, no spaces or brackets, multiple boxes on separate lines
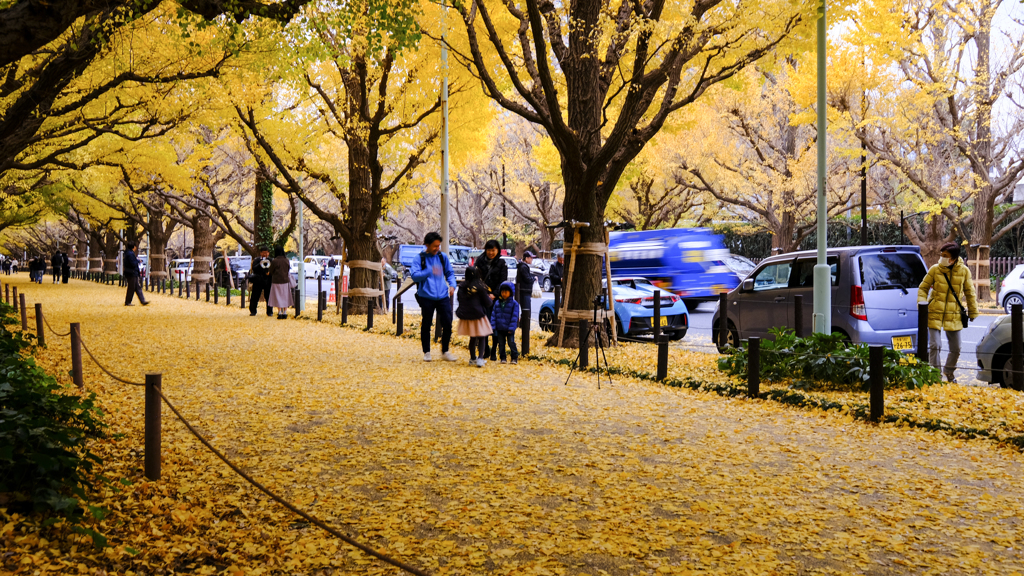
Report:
0,302,106,519
718,327,941,391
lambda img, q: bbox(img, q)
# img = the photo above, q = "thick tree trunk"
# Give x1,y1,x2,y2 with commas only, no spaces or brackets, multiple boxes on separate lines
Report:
191,214,218,292
345,234,382,314
74,234,88,273
254,178,275,251
88,235,102,275
101,231,119,275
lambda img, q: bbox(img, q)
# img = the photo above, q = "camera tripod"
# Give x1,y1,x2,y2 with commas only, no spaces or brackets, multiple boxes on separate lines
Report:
564,293,611,389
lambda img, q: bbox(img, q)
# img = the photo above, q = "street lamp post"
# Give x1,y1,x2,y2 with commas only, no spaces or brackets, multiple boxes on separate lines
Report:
813,0,831,334
440,5,450,253
296,178,305,312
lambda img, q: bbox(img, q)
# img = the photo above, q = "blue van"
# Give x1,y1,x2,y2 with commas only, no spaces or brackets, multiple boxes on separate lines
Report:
609,228,739,306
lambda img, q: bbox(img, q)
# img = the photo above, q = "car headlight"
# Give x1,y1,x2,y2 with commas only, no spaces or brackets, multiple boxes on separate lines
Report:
983,317,1005,340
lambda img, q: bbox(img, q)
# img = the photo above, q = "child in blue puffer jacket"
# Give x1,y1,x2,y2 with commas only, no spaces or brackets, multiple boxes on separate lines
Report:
490,281,521,364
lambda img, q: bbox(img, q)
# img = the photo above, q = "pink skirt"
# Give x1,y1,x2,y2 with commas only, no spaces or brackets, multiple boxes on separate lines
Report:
457,317,493,337
268,282,293,308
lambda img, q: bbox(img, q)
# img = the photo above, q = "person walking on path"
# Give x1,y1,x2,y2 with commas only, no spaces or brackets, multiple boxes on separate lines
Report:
456,266,494,367
248,246,274,317
490,281,521,364
123,242,149,306
918,242,979,382
516,250,536,313
51,252,61,283
61,252,70,284
411,232,457,362
549,253,564,288
267,246,294,319
475,239,507,360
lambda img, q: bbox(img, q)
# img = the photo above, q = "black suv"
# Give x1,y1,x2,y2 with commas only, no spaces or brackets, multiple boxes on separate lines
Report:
213,255,253,287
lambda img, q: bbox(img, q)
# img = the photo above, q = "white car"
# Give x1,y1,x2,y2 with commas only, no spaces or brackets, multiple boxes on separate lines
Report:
997,264,1024,314
170,258,193,283
500,256,518,282
302,255,349,279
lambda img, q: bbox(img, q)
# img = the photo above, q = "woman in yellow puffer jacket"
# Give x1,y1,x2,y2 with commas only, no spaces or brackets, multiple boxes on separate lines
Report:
917,242,979,382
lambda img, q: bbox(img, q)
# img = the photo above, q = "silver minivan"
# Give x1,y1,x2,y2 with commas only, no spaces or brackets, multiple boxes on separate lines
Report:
712,246,928,352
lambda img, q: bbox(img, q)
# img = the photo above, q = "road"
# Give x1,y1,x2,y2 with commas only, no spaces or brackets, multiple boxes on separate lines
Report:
300,278,999,386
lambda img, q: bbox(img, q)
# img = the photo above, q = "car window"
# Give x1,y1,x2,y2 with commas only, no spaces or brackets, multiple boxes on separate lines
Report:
860,253,927,291
790,257,839,288
752,261,792,291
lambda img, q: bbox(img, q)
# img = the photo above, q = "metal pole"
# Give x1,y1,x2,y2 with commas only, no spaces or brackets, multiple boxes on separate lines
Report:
440,5,450,253
656,335,668,381
653,289,662,341
226,284,231,306
396,302,404,336
297,202,305,312
860,139,868,245
718,293,729,349
35,303,44,347
521,308,531,357
917,302,929,362
813,0,831,335
553,286,561,325
747,337,760,397
1013,303,1023,391
145,373,162,481
341,296,348,324
240,281,246,308
19,293,27,331
71,323,83,388
869,345,884,421
367,301,374,330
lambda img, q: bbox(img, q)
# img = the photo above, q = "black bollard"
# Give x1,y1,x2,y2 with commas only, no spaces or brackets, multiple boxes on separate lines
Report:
19,293,27,331
206,284,210,302
294,288,300,318
553,286,562,325
578,319,589,369
341,296,348,324
521,310,531,357
917,302,929,362
869,345,884,421
145,373,162,481
794,294,804,338
747,337,760,396
178,279,182,298
718,293,729,349
318,291,324,322
396,302,404,336
656,335,669,381
1013,304,1023,391
367,301,374,330
653,289,662,341
240,281,246,308
214,284,219,304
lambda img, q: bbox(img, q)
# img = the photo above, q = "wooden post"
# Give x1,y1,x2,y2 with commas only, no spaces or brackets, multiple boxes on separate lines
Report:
318,291,325,322
603,226,617,344
35,303,44,347
19,293,27,331
557,226,584,347
869,345,884,421
145,373,162,481
71,323,83,388
747,337,760,397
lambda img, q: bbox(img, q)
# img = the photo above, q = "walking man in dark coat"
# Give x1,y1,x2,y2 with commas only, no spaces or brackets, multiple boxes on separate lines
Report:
123,242,149,306
61,252,70,283
51,252,61,283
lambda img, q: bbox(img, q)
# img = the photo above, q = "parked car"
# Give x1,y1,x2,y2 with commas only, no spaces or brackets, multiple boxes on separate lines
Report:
499,256,518,282
610,276,658,292
711,246,928,352
170,258,193,283
537,284,689,340
976,315,1017,388
531,259,556,292
213,255,252,287
996,264,1024,314
302,255,348,280
395,244,472,282
724,254,757,282
610,227,740,308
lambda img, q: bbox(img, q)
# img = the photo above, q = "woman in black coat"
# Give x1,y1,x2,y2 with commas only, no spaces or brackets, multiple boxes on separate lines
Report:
473,239,507,361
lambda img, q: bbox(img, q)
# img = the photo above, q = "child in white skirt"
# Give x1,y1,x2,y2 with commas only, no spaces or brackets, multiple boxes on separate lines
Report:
456,266,494,367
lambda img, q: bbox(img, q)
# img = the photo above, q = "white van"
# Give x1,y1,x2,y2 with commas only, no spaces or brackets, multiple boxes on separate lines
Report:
302,255,349,280
170,258,193,282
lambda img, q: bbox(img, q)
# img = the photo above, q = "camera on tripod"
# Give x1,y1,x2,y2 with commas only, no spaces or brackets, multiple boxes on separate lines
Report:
592,292,606,308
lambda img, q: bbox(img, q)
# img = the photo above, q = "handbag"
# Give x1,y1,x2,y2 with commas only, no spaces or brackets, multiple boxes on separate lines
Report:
941,271,969,329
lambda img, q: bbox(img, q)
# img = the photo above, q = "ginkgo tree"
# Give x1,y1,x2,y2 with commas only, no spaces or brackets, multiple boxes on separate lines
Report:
449,0,819,344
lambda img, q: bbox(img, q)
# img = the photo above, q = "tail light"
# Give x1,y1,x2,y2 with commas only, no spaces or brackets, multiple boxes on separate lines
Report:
851,285,867,321
615,297,643,304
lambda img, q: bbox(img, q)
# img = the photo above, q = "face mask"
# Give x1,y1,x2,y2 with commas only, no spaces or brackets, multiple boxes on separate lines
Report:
948,257,956,266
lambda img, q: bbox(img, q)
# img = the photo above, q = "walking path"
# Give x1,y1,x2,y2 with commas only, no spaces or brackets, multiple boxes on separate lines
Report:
5,275,1024,575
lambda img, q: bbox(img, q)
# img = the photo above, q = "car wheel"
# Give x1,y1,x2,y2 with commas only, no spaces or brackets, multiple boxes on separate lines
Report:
1005,293,1024,315
996,353,1020,389
668,329,687,341
538,308,555,332
542,277,552,292
713,320,739,353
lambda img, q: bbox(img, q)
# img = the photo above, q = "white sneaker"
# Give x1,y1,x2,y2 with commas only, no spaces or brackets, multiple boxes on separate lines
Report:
476,358,486,368
442,352,458,362
423,352,432,362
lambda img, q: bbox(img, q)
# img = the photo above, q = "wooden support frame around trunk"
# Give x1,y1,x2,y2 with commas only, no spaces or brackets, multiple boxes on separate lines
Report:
556,223,617,347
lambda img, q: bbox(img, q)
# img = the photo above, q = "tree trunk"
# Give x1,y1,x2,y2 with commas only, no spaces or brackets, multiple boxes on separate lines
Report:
74,234,88,273
88,234,102,275
345,234,382,314
101,231,119,274
191,214,218,292
254,178,275,251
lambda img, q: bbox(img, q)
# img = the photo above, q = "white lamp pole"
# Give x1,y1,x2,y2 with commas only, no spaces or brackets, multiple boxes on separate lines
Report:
440,4,450,253
296,178,305,312
813,0,831,334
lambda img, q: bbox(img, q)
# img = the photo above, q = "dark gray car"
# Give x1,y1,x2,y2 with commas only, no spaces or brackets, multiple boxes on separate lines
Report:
712,246,928,352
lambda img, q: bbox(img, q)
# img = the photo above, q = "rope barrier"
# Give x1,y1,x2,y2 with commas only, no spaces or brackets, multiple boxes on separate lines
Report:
41,313,70,337
155,388,431,576
77,337,146,387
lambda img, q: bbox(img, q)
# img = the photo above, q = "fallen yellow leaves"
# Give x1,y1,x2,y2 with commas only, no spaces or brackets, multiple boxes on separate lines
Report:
2,276,1024,575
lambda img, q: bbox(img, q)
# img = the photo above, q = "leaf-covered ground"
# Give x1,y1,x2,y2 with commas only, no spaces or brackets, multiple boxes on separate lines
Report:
3,276,1024,575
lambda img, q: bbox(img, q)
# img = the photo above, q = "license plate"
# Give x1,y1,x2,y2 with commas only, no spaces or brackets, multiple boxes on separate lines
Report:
892,336,913,350
660,316,668,327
